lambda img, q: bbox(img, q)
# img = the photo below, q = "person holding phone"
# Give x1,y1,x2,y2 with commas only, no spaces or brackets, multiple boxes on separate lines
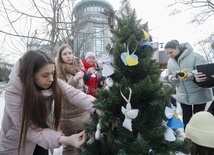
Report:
193,72,214,115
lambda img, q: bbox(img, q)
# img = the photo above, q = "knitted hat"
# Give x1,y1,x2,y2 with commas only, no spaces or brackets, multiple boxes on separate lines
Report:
85,52,96,60
185,111,214,148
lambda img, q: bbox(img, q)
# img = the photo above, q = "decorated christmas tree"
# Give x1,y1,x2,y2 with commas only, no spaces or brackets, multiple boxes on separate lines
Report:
80,0,189,154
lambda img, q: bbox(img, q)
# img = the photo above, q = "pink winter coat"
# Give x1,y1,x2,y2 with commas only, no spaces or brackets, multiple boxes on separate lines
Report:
0,61,96,155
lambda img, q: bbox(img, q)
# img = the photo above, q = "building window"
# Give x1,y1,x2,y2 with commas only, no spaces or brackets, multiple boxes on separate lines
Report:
77,28,84,58
83,3,105,14
93,27,104,55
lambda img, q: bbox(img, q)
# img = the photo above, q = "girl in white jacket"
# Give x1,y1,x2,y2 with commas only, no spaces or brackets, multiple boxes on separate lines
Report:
0,50,97,155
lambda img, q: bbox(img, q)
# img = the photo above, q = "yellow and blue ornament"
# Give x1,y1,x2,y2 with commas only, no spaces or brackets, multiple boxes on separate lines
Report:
121,42,139,66
165,104,184,129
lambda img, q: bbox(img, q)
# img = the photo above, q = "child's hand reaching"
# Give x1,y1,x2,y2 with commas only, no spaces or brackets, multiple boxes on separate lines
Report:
87,67,95,75
59,130,87,148
68,130,87,148
73,71,84,81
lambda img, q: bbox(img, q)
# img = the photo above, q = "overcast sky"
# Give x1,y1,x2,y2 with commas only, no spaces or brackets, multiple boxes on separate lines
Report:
75,0,213,47
106,0,197,44
1,0,213,63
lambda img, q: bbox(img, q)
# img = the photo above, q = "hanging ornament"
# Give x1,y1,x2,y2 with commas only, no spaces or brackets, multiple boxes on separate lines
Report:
86,137,95,144
115,0,130,18
141,40,152,48
140,27,152,50
142,29,150,41
95,121,101,140
162,121,176,142
165,104,184,129
97,52,114,77
104,77,114,91
121,42,139,66
148,149,155,155
87,120,104,143
120,87,139,131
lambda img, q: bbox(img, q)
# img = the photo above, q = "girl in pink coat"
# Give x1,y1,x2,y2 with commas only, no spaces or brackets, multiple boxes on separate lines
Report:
0,50,97,155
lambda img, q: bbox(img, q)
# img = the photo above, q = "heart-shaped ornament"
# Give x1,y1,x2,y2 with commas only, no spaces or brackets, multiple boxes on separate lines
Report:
121,52,129,65
126,54,138,66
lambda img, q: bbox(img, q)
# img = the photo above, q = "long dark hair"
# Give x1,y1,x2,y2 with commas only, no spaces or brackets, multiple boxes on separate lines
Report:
164,40,180,49
18,50,62,154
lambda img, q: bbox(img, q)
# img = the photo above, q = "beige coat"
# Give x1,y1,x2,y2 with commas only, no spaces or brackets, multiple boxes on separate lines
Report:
60,74,91,134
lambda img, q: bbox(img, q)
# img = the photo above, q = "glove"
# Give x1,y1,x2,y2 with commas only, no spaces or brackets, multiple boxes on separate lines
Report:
177,70,188,79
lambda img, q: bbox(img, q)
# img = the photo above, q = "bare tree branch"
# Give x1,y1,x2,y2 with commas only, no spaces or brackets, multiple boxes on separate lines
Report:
0,0,77,60
169,0,214,24
168,0,214,61
0,29,50,42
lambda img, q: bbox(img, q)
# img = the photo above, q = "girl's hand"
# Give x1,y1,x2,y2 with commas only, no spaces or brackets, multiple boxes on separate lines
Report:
195,72,207,82
73,71,84,81
87,67,95,75
95,109,103,116
59,130,87,148
68,130,87,148
187,72,194,79
171,77,178,82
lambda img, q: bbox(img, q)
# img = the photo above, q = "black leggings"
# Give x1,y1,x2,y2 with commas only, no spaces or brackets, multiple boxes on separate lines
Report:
33,144,48,155
180,103,206,129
